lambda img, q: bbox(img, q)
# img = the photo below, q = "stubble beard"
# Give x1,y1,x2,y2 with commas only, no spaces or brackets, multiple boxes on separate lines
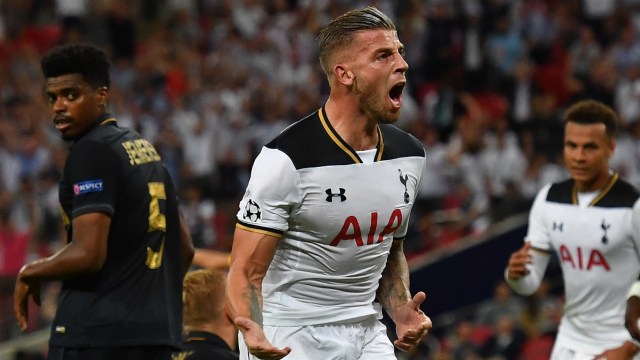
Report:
355,79,400,125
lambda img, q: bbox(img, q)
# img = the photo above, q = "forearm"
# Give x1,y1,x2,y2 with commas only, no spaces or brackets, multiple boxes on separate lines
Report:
179,212,195,275
226,228,280,326
377,239,411,321
504,249,550,296
20,213,110,282
623,340,640,356
20,242,101,282
192,249,230,270
226,265,264,326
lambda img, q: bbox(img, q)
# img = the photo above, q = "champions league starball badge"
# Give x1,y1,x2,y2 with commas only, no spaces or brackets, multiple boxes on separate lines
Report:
243,199,262,222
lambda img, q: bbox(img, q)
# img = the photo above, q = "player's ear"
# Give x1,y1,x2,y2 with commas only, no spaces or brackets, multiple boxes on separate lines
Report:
96,86,108,110
334,64,354,86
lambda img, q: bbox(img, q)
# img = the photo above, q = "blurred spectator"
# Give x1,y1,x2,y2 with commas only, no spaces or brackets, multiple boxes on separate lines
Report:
177,269,238,360
479,315,527,360
474,281,525,327
445,319,482,360
569,25,602,80
499,59,540,128
611,120,640,188
519,280,563,339
614,64,640,127
180,179,217,249
486,14,526,88
479,116,528,220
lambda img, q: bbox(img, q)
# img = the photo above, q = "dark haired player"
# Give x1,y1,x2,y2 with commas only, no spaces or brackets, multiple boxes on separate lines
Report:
13,43,194,360
506,99,640,360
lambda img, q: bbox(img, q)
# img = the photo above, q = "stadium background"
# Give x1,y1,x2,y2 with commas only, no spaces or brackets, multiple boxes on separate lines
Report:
0,0,637,358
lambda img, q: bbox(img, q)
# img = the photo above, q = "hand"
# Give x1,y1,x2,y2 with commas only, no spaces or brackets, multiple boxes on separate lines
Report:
235,316,291,360
393,292,432,352
593,341,639,360
13,270,41,332
627,296,640,342
507,241,532,280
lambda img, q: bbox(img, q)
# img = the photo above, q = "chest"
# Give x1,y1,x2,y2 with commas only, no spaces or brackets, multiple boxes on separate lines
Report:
544,203,635,271
291,158,420,246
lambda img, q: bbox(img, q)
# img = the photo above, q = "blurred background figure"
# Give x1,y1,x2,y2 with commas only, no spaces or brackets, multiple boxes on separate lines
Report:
177,269,238,360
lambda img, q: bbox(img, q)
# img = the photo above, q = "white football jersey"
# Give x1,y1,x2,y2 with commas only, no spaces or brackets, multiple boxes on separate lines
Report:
236,107,426,326
527,173,640,354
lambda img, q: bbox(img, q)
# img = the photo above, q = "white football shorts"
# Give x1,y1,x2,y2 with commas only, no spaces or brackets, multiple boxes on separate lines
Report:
238,316,396,360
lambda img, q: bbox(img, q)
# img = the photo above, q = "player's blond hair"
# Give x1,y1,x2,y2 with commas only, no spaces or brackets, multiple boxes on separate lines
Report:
182,269,226,326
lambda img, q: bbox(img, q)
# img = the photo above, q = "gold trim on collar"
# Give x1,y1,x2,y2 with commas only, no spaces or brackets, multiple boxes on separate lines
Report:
572,172,619,206
99,118,117,126
318,107,384,164
375,125,384,161
318,108,361,163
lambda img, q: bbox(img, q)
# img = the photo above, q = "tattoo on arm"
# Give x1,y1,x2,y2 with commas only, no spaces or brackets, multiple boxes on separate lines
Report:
377,240,410,313
249,285,263,327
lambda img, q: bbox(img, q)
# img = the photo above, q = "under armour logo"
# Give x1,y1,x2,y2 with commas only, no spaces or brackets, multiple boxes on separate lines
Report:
398,169,409,204
325,188,346,202
601,219,610,244
552,222,563,232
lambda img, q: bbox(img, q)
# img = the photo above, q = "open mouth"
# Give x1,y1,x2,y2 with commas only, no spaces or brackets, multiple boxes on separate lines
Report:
53,117,72,130
389,83,405,107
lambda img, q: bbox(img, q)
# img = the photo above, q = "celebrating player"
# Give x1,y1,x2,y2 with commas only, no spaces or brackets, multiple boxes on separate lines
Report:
226,6,431,360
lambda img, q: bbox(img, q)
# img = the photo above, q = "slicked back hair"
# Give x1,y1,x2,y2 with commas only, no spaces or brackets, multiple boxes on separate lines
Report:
564,99,619,139
317,6,396,75
41,43,111,89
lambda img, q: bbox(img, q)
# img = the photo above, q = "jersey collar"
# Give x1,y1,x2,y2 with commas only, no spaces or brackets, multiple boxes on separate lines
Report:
97,113,117,126
571,171,619,206
318,106,384,164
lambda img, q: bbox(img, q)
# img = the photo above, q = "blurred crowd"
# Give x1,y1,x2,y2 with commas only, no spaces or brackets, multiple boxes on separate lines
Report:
2,0,640,358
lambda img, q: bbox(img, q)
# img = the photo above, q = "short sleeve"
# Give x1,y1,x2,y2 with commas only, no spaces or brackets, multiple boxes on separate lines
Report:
65,140,119,218
633,198,640,262
524,184,552,251
236,147,300,235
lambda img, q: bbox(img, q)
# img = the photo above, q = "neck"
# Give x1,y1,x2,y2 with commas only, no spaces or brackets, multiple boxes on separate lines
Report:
324,97,378,151
574,170,613,193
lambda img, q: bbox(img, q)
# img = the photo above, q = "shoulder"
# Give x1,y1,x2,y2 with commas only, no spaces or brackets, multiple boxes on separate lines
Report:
265,112,425,168
598,177,640,208
545,175,640,208
545,178,573,204
72,123,132,153
67,136,116,165
378,124,425,160
264,110,351,169
83,121,130,142
265,110,331,167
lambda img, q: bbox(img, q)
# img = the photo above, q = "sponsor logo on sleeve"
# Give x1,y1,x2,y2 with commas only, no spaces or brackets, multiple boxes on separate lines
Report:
73,179,104,195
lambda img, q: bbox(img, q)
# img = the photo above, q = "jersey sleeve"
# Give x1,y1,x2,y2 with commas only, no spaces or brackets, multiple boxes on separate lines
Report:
632,198,640,263
65,140,119,218
524,184,552,251
505,249,551,296
236,147,300,236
